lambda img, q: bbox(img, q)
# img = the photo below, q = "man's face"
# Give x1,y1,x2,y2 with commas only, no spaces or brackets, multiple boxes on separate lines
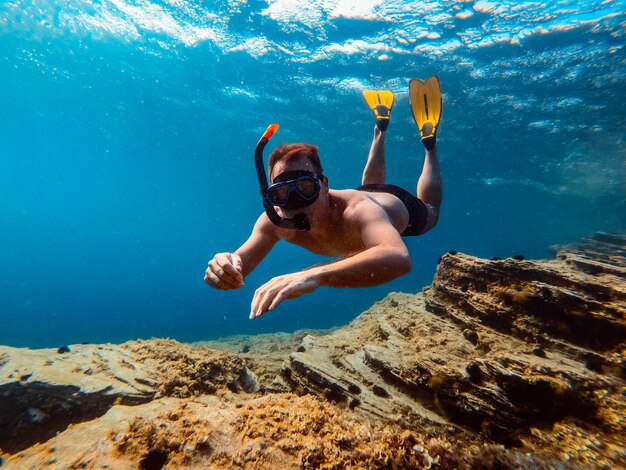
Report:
269,157,327,215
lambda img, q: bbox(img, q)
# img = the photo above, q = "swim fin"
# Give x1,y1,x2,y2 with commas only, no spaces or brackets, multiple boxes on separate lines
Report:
362,90,394,131
409,76,442,150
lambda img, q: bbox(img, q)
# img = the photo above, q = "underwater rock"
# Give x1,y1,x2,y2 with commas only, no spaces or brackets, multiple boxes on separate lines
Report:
372,385,390,398
462,328,479,345
465,361,484,383
425,232,626,356
1,233,624,469
0,339,255,454
280,232,626,466
532,345,546,358
4,393,501,469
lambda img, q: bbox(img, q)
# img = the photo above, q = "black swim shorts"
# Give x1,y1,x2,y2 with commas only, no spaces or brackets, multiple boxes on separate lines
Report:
356,183,429,237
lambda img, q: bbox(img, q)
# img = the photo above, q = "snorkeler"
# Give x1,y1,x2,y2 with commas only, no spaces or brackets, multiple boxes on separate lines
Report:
205,76,443,320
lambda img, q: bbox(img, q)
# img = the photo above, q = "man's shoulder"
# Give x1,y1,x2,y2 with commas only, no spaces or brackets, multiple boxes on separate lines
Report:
329,188,366,203
254,212,280,235
331,189,385,222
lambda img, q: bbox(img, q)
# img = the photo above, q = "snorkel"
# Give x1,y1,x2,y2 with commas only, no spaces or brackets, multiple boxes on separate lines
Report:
255,123,311,231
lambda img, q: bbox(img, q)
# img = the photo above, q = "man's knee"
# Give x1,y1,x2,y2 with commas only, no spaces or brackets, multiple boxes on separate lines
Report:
420,205,439,234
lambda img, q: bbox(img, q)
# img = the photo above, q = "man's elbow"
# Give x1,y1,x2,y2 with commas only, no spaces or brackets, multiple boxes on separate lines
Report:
399,252,412,276
388,249,411,278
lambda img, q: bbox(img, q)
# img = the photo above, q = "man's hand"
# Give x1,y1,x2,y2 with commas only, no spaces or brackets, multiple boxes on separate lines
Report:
250,271,319,320
205,253,244,290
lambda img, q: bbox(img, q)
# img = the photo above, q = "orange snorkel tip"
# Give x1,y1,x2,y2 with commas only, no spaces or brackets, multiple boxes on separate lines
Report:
262,123,279,141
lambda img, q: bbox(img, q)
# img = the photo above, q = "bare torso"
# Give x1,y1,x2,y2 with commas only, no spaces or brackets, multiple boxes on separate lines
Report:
273,189,410,258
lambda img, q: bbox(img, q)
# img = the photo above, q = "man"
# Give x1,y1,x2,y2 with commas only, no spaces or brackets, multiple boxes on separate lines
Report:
205,77,442,320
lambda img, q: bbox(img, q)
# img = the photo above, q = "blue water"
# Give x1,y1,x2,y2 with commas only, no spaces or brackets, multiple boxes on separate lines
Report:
1,0,624,348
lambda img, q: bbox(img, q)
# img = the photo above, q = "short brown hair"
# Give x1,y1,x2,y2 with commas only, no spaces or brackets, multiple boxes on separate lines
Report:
268,144,324,180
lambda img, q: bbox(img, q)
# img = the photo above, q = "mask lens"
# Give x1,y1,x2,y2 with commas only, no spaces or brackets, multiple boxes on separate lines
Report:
267,171,322,208
267,183,290,205
295,177,319,198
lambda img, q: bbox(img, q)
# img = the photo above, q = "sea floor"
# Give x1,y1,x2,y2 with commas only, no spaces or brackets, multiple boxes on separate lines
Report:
1,233,624,469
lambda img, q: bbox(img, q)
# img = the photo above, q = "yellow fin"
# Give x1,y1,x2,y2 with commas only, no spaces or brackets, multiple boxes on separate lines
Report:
409,76,442,148
362,90,394,131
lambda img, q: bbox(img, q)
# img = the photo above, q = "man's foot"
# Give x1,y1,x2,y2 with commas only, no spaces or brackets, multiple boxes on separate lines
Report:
420,122,436,150
362,90,394,132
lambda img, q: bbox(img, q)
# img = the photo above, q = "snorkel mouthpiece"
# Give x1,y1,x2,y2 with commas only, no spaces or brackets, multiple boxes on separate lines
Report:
254,124,311,231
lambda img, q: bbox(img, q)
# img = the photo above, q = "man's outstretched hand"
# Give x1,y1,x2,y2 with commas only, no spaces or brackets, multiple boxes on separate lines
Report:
205,253,244,290
250,271,319,320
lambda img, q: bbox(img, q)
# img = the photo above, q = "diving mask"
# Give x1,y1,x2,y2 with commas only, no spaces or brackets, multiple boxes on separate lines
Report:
267,170,323,209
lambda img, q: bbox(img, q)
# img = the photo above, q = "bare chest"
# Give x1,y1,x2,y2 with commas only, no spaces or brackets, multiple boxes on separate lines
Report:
281,225,365,258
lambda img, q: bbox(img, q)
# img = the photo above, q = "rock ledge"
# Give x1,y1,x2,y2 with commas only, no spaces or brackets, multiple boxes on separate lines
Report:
1,233,624,469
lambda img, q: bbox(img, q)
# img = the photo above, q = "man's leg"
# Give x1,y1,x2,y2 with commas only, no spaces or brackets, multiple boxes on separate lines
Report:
416,144,442,232
362,127,386,185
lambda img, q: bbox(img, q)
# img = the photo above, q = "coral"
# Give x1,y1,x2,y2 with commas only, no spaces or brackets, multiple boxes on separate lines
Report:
112,394,451,469
124,339,256,397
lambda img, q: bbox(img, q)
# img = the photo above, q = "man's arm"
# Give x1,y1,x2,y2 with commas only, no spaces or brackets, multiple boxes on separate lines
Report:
205,214,279,290
311,234,411,287
250,204,411,318
235,214,280,278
